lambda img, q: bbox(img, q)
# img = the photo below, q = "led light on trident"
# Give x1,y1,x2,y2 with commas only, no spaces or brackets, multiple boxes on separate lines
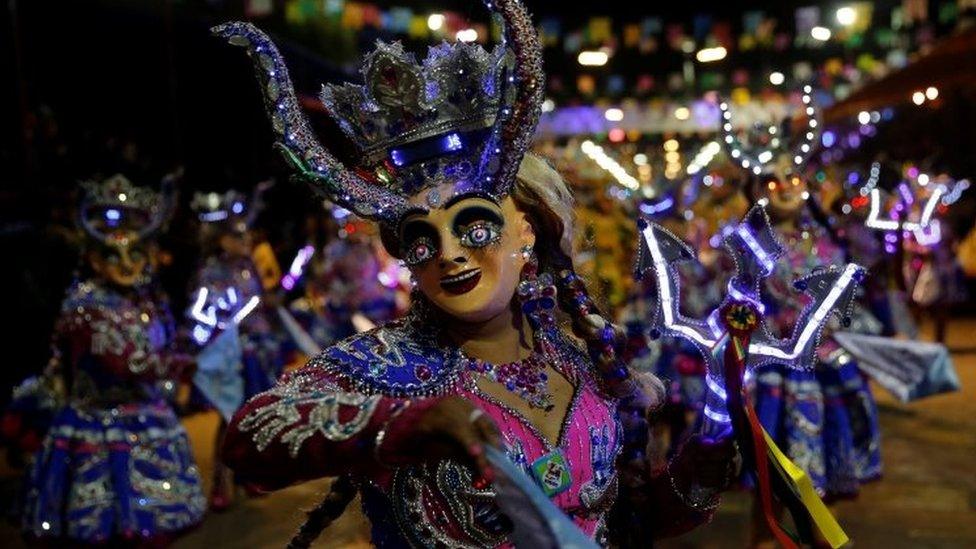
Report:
637,205,865,434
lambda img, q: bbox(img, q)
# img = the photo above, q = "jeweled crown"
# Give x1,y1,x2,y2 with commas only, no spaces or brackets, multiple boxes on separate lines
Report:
78,174,171,244
190,190,249,221
81,174,163,213
322,41,506,162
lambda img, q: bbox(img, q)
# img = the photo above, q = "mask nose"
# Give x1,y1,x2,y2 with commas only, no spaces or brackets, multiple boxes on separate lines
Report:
438,237,468,269
439,254,467,269
118,251,136,274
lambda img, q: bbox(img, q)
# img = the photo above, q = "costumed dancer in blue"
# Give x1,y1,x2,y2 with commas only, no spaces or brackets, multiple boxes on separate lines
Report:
717,93,882,546
21,174,205,545
187,185,283,511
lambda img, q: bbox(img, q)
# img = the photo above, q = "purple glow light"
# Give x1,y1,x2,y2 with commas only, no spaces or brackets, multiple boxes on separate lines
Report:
639,197,674,215
703,404,731,424
898,183,915,205
281,275,296,291
443,132,463,152
735,225,776,275
822,131,836,148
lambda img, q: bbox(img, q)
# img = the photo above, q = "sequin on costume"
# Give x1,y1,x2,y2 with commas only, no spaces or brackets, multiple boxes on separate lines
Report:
752,222,882,498
232,317,623,546
23,281,206,543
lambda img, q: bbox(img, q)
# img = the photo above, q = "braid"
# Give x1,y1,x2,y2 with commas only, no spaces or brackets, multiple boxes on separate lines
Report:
287,474,358,549
552,263,630,391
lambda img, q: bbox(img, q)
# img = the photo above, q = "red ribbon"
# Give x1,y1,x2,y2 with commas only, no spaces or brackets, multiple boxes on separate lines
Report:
723,326,799,549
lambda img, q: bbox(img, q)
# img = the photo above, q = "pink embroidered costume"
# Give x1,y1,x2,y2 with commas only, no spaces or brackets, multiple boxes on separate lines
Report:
213,1,729,546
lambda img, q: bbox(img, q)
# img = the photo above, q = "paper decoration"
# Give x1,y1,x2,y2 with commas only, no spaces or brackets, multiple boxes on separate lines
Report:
794,6,821,43
902,0,929,24
541,18,563,46
361,3,382,27
324,0,345,16
693,14,713,41
563,31,583,53
623,24,641,48
245,0,274,18
743,11,764,34
577,75,596,95
640,17,662,37
712,22,734,49
341,2,365,30
387,7,412,33
285,0,306,24
588,17,613,43
665,23,685,50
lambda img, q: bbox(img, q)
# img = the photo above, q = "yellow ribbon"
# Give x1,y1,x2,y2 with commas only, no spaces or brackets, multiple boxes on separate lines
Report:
761,428,850,548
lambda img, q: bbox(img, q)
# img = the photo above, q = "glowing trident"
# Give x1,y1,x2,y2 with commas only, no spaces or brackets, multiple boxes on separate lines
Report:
636,205,865,435
636,205,862,548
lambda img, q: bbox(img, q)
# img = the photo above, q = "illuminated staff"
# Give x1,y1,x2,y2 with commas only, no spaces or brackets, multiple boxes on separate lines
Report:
637,206,861,430
280,245,316,291
189,286,262,345
718,85,820,176
864,175,969,247
636,205,861,548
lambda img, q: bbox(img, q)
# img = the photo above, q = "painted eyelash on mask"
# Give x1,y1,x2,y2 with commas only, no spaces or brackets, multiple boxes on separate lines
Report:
403,236,438,266
458,221,503,249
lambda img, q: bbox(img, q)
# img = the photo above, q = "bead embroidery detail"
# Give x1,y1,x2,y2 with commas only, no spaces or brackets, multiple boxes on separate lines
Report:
239,382,380,456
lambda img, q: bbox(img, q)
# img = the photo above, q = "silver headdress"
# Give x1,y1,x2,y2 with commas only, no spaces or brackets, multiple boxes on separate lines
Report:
212,0,544,225
79,173,174,246
190,180,273,229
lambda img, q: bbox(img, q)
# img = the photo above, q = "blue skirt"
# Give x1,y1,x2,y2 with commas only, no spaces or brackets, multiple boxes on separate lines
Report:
23,400,206,543
752,356,882,499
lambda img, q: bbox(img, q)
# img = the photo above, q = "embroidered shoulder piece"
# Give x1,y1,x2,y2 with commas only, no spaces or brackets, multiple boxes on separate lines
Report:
238,369,380,457
316,318,463,398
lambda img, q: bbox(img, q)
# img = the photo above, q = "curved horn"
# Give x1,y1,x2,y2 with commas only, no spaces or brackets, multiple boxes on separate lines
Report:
788,85,821,170
211,23,408,224
484,0,545,196
718,99,772,176
719,85,820,177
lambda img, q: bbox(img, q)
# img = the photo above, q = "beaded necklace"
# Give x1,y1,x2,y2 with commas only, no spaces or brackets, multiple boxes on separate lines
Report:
464,351,553,410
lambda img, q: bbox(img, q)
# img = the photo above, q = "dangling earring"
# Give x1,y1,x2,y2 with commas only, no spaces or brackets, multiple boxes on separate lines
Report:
517,246,557,335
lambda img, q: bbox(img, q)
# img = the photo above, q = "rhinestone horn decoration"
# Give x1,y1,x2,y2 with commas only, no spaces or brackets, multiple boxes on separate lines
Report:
211,0,544,225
